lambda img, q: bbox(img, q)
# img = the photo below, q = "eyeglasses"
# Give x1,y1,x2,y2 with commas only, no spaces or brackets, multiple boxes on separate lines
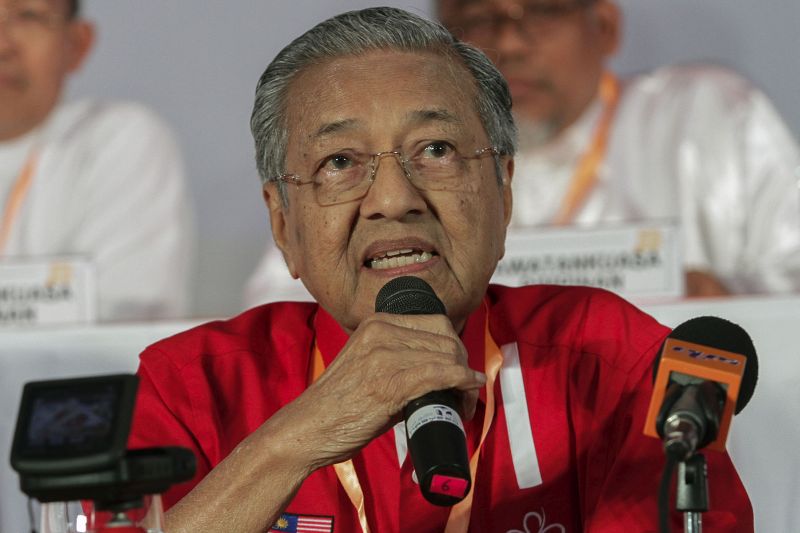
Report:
273,142,501,206
454,1,590,42
0,2,67,39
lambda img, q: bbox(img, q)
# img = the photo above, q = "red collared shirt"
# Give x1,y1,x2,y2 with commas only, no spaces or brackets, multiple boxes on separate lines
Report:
130,284,752,532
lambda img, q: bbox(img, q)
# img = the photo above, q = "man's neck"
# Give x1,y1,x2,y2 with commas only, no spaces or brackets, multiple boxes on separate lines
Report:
515,72,614,151
0,121,44,144
516,97,602,154
0,124,42,151
0,103,60,143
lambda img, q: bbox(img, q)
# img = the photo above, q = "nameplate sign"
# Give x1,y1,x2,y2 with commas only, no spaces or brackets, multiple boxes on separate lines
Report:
0,257,97,327
492,222,684,302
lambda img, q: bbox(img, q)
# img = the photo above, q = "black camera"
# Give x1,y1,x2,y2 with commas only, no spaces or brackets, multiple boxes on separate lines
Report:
9,374,195,511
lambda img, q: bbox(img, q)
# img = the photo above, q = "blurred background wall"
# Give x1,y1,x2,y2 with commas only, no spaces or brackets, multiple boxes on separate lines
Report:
67,0,800,318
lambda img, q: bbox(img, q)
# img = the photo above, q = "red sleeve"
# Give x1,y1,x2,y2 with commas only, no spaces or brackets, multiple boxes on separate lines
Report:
128,347,211,510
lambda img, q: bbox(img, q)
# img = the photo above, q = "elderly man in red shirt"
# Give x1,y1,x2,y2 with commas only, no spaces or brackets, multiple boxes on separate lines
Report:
130,7,752,532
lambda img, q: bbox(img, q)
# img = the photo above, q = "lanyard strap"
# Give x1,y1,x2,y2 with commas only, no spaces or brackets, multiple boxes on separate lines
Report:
309,344,371,533
309,308,504,533
552,72,620,226
443,313,504,533
0,152,37,254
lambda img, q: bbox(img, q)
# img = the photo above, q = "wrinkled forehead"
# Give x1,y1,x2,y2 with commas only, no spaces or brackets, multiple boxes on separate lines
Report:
283,49,484,144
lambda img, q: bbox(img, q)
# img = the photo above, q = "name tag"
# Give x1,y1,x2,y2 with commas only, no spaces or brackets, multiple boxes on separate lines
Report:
493,222,684,301
0,257,97,327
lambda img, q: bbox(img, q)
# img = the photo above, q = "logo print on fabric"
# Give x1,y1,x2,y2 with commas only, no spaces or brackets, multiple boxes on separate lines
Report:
506,509,565,533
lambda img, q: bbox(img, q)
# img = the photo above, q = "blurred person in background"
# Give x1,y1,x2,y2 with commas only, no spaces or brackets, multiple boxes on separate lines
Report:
0,0,194,320
436,0,800,297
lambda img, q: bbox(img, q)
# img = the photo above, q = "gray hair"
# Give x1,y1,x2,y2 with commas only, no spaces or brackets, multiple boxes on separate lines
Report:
250,6,517,205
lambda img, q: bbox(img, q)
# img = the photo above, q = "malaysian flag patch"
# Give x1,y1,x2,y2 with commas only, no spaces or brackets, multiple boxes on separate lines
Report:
269,513,334,533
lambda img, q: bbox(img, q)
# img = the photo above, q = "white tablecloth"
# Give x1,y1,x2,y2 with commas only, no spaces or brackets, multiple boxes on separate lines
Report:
1,296,798,532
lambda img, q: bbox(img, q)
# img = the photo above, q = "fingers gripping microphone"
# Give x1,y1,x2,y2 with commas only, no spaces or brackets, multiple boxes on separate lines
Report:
375,276,471,506
643,316,759,460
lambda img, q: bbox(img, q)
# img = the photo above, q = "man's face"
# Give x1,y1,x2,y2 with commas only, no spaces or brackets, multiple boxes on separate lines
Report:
266,49,513,333
440,0,619,141
0,0,93,140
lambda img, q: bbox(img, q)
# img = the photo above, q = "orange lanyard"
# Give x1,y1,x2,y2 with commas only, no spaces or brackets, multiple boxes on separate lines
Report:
0,152,37,254
552,72,620,226
309,309,505,533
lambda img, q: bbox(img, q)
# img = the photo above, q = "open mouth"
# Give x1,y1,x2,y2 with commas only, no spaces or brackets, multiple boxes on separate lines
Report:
366,248,436,270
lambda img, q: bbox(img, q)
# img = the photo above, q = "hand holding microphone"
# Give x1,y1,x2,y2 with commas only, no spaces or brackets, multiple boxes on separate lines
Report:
375,276,473,506
286,276,482,494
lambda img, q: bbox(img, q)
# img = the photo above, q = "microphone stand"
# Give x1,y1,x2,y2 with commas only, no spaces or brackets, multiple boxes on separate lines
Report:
676,454,708,533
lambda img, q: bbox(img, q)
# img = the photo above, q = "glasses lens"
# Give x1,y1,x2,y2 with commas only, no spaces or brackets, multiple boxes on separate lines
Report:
314,157,371,206
457,1,582,41
412,157,466,192
312,147,494,205
410,145,492,193
4,4,61,36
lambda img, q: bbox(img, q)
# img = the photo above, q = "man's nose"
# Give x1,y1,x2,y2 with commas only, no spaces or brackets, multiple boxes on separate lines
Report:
358,153,428,220
493,17,530,57
0,11,20,53
0,13,14,49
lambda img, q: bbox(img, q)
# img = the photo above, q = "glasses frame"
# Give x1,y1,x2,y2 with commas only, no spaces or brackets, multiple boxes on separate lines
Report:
0,3,70,37
455,0,591,40
272,146,501,206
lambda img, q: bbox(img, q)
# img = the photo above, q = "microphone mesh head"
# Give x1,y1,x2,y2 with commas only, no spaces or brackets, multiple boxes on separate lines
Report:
374,276,446,315
667,316,759,414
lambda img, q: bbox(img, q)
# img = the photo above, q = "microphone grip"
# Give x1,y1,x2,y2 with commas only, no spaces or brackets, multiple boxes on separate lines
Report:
657,381,725,460
404,389,471,506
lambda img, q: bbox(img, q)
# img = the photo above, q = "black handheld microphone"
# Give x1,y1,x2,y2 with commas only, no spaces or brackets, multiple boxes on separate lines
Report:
643,316,759,460
375,276,471,506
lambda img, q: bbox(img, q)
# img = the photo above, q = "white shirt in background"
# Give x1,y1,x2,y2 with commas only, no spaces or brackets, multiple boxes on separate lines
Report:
0,100,195,321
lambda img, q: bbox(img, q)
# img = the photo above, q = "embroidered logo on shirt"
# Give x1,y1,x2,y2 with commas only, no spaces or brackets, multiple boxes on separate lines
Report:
269,512,334,532
506,508,565,533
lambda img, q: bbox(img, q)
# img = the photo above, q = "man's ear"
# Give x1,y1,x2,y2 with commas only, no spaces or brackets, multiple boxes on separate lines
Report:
502,156,514,229
494,156,514,263
263,183,299,279
591,1,622,58
66,20,95,73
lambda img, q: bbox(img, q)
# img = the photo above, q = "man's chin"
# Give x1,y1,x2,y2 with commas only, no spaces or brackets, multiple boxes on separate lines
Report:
514,116,561,150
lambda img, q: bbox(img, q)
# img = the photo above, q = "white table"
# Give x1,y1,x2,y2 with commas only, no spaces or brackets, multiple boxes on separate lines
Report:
1,296,798,532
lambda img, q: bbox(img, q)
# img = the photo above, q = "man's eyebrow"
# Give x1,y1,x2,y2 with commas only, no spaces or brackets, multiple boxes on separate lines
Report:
407,108,464,127
313,118,360,139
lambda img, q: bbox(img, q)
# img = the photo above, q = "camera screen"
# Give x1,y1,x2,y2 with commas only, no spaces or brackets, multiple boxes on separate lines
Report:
23,384,118,457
